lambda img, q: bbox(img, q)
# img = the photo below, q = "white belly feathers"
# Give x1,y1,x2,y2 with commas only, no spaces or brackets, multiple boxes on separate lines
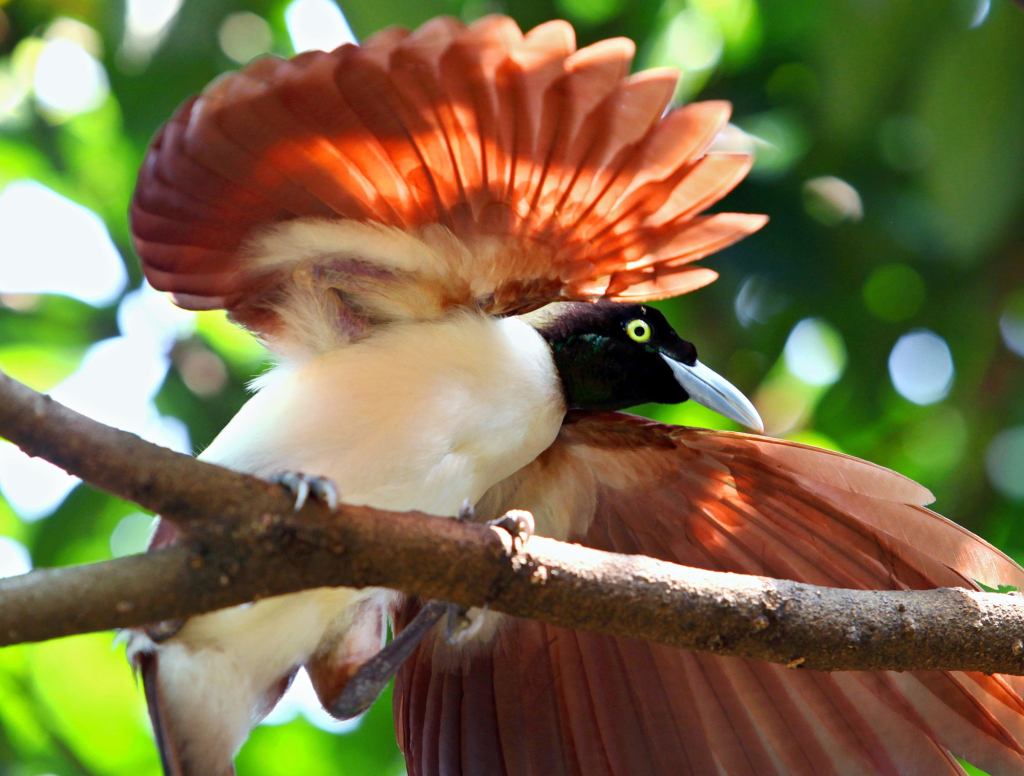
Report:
137,312,565,769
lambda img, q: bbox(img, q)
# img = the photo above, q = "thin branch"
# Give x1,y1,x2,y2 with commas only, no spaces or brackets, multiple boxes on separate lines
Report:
2,370,1024,675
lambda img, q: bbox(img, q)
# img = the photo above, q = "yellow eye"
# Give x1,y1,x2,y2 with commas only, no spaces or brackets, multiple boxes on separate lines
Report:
625,319,652,343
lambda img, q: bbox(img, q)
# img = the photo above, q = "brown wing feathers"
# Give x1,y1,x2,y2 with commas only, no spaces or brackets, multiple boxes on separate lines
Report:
130,15,765,333
394,415,1024,775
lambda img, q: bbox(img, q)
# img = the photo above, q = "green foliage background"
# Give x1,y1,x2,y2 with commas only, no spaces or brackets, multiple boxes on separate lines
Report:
1,0,1023,773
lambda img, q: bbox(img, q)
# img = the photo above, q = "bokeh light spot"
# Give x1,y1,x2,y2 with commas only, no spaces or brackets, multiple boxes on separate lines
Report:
734,275,787,327
121,0,183,66
117,284,195,349
33,36,108,116
888,329,954,405
285,0,356,53
0,181,127,307
110,513,157,558
643,8,722,99
262,668,362,732
0,54,30,125
986,426,1024,501
0,440,78,521
0,536,32,578
690,0,761,66
0,335,184,520
968,0,991,28
999,290,1024,358
863,263,926,322
783,318,847,387
735,110,809,178
175,343,229,397
219,12,273,64
803,175,863,225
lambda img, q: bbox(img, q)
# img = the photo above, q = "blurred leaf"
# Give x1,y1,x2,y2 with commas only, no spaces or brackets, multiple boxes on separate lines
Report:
0,139,54,185
691,0,762,68
195,310,270,372
239,684,404,775
959,757,993,775
975,581,1019,595
0,341,85,391
0,497,24,543
31,484,138,567
555,0,626,26
816,1,950,143
27,635,159,775
785,428,843,452
59,97,138,246
916,1,1024,261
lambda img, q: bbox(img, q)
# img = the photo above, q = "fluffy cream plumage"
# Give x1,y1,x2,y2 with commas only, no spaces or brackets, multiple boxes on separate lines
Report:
131,310,565,770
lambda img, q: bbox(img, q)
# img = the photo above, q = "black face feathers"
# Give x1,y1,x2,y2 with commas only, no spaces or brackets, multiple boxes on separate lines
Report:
532,302,699,411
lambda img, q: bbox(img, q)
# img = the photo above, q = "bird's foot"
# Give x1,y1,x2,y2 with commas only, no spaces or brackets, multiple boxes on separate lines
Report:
488,509,535,553
456,500,535,551
439,505,532,644
271,471,339,511
443,602,490,645
144,618,184,643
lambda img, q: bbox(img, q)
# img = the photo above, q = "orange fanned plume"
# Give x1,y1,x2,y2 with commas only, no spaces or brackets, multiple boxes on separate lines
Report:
130,15,765,338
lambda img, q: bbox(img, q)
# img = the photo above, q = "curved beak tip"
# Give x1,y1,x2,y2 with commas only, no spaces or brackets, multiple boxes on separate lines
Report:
660,355,764,433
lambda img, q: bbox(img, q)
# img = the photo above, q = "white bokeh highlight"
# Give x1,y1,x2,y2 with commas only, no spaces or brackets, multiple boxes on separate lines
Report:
783,318,847,386
0,336,187,520
218,12,273,64
734,275,787,328
970,0,992,28
986,427,1024,501
888,329,954,405
110,513,159,557
118,284,196,350
122,0,184,63
285,0,357,53
33,37,108,115
0,537,32,578
1000,306,1024,358
262,668,363,733
0,181,127,306
0,286,194,521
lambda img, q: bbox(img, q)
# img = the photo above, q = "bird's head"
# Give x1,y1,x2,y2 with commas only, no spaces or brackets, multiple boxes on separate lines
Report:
530,302,763,432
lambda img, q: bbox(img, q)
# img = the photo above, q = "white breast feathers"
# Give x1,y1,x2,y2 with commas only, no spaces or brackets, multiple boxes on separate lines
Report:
203,311,566,515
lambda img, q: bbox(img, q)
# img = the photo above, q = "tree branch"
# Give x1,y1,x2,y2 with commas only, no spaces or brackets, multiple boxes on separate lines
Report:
2,369,1024,674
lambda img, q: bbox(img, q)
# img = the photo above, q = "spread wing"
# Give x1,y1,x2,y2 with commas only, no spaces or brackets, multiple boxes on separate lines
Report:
393,413,1024,776
130,15,765,353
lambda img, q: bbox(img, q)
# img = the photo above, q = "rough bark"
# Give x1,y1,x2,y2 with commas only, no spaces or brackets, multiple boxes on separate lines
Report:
2,369,1024,674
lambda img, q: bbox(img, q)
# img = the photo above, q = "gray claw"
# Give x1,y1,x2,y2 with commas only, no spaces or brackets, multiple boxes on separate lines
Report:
445,604,473,641
310,477,339,510
444,602,489,645
488,509,535,552
273,471,339,511
457,499,476,523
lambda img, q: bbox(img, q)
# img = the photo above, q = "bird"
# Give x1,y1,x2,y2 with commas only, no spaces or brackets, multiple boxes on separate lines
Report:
125,13,1024,776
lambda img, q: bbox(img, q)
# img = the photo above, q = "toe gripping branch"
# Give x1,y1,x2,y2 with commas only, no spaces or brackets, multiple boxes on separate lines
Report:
328,502,537,720
272,471,339,511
